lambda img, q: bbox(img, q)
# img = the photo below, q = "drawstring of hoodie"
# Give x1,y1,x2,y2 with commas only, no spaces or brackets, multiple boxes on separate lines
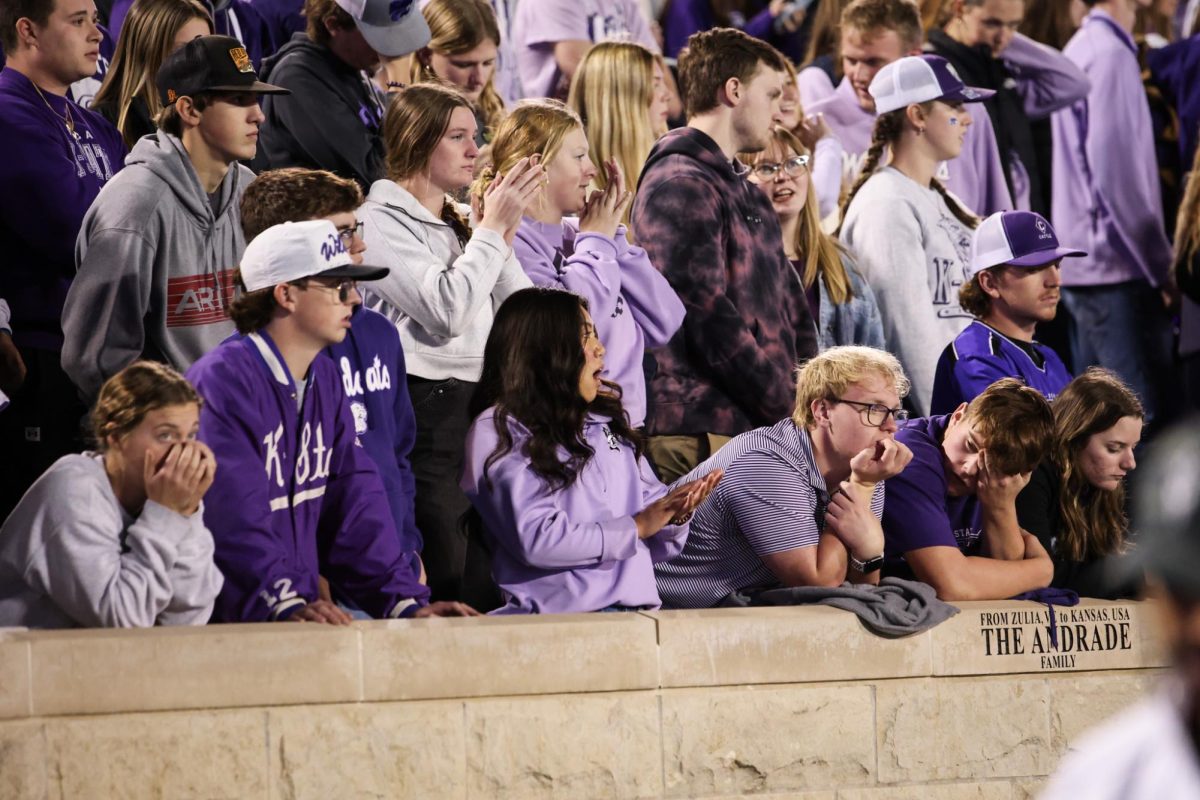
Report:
1011,587,1080,650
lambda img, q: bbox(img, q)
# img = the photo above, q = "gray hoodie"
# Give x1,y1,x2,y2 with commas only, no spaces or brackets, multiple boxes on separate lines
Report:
62,133,249,399
0,453,222,628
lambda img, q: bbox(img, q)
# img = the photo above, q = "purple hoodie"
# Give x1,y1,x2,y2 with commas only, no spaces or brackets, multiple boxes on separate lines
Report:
187,330,429,622
461,407,688,613
512,218,685,428
1051,10,1173,287
0,68,125,351
807,77,1014,216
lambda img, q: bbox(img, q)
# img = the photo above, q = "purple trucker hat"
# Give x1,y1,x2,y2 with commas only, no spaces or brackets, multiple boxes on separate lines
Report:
869,54,995,115
967,210,1087,278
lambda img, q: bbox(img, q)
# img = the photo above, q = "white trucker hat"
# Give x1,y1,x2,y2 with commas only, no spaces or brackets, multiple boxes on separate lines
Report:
869,54,995,115
967,210,1087,279
239,220,388,293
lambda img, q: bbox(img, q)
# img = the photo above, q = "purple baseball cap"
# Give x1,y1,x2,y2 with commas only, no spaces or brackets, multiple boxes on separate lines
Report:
870,55,995,115
967,211,1087,278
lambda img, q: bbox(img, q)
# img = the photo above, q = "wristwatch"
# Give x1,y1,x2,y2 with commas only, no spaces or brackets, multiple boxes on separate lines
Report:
849,553,885,574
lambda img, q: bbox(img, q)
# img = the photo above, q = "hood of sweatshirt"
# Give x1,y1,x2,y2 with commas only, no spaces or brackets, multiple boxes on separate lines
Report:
260,33,348,84
639,127,748,188
125,132,244,223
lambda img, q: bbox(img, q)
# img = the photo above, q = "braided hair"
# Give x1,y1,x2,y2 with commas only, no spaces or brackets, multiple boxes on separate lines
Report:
836,103,978,235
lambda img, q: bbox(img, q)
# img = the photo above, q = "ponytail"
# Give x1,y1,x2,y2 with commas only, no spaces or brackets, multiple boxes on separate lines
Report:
441,197,473,249
930,179,979,230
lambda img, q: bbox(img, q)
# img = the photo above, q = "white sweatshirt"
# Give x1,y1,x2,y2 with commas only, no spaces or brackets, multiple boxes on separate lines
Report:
839,167,975,415
0,453,222,628
358,180,533,382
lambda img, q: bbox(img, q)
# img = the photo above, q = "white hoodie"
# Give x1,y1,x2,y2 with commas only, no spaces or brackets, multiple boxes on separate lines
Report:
0,453,222,628
358,180,532,382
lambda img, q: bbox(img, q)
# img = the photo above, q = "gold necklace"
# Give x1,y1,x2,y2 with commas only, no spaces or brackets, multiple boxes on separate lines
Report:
32,82,79,140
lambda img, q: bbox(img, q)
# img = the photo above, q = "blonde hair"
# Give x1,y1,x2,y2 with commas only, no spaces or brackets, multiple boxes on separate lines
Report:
471,99,582,216
92,0,212,148
91,361,202,449
740,127,855,305
412,0,506,138
382,83,475,245
792,346,910,427
1175,142,1200,278
567,41,664,231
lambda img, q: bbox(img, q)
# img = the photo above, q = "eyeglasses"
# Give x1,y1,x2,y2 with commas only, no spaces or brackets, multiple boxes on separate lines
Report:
301,278,359,303
749,154,810,181
830,397,909,427
337,221,364,246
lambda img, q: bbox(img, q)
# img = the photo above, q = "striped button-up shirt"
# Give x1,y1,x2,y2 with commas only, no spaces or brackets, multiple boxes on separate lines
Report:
655,418,886,609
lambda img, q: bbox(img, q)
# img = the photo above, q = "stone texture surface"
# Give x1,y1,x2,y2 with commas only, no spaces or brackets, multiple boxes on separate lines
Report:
933,600,1168,677
0,721,47,800
0,634,30,720
1047,670,1160,754
42,709,268,799
876,677,1053,783
1013,778,1047,799
268,700,465,800
839,782,1015,799
362,613,658,701
647,607,931,688
29,623,360,716
465,691,661,799
662,685,875,797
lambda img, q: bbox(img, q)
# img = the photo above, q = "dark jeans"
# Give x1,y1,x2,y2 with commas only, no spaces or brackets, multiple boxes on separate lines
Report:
0,346,87,523
408,375,473,602
1062,281,1175,427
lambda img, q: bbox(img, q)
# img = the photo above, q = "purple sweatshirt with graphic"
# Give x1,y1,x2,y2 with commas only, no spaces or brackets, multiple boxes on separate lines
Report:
1051,10,1173,288
461,407,688,613
0,68,125,351
512,218,685,428
187,330,429,622
806,77,1013,216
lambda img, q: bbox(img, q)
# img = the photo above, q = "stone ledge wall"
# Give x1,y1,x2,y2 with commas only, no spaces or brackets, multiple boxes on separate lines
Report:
0,599,1169,799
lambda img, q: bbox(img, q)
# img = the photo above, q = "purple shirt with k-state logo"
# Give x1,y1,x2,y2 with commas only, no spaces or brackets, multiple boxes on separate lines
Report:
881,415,983,579
0,68,125,351
187,329,429,622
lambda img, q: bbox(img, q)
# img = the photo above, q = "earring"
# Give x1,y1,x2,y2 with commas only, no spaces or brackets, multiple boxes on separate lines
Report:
917,127,926,136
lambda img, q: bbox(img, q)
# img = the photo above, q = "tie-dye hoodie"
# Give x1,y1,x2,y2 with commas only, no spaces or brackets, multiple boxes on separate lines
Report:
631,127,819,437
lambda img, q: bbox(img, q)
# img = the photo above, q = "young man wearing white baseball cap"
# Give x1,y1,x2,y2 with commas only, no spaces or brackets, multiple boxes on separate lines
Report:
254,0,431,190
186,220,478,623
931,210,1086,414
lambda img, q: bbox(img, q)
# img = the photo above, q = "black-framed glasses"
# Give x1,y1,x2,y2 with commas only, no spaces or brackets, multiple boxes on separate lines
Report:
830,397,909,426
301,278,359,303
337,221,364,246
749,154,810,181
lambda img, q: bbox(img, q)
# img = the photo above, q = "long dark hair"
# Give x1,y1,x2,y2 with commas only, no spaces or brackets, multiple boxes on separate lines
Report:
470,287,642,491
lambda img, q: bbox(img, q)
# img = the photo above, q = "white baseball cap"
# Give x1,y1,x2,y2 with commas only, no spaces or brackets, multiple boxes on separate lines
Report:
869,54,995,115
333,0,431,58
967,210,1086,279
239,220,388,292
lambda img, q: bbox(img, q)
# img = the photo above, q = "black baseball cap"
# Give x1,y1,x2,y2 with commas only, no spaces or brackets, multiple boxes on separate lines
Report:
156,35,289,106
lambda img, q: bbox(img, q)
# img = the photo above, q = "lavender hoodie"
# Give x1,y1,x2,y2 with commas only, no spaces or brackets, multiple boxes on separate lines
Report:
1050,10,1173,287
187,330,429,622
512,218,685,428
461,407,688,613
806,77,1014,216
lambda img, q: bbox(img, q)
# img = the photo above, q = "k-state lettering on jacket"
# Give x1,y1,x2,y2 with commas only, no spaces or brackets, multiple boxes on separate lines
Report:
187,330,430,622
